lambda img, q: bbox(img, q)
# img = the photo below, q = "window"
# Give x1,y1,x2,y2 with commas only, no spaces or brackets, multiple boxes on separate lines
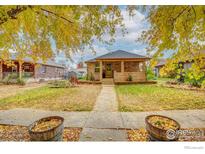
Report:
139,62,144,72
95,63,100,72
41,66,46,73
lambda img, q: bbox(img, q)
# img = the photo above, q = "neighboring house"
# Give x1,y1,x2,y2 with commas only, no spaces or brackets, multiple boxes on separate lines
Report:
66,71,77,79
154,59,166,77
68,62,87,79
0,54,65,81
154,50,205,77
85,50,150,83
69,67,87,78
154,59,194,77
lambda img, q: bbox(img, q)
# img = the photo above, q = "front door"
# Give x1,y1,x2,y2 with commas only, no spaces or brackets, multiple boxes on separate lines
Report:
105,63,112,78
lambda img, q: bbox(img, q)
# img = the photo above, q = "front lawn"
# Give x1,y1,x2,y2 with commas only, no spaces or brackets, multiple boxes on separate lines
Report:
156,77,176,84
116,84,205,112
0,85,101,111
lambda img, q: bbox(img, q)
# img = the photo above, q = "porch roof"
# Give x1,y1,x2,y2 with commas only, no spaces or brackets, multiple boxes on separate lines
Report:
0,54,65,68
85,50,150,63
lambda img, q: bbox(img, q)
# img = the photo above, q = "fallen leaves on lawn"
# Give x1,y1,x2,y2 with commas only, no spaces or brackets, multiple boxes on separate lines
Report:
128,128,205,141
0,124,82,141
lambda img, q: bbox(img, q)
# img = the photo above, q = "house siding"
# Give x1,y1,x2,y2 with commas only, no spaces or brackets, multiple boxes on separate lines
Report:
87,61,147,82
35,64,64,79
87,63,100,81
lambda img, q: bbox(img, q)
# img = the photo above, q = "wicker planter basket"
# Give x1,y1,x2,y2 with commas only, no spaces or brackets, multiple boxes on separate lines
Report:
145,115,180,141
29,116,64,141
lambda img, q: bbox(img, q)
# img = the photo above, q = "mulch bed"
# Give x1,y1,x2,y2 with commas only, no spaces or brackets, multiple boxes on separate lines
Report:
127,128,205,141
0,124,82,141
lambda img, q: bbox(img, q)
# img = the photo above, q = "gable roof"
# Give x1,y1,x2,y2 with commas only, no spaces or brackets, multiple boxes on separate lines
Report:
86,50,150,62
155,59,167,67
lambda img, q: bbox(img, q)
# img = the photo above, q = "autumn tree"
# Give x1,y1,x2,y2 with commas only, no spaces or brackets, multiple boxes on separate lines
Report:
0,6,125,62
138,6,205,85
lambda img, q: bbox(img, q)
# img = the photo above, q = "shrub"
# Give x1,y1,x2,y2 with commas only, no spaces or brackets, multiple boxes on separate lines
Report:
201,79,205,89
2,73,18,85
69,76,79,85
17,78,26,86
184,68,205,87
2,73,26,85
48,80,72,88
127,74,132,81
146,67,156,80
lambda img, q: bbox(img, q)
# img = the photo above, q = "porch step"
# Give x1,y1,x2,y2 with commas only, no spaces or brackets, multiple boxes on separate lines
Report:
102,78,114,85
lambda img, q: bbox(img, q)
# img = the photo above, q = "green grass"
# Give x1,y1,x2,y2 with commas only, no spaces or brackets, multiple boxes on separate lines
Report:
116,84,205,112
0,85,101,111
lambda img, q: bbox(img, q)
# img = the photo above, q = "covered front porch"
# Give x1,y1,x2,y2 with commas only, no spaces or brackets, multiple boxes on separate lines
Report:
0,60,35,80
96,60,147,83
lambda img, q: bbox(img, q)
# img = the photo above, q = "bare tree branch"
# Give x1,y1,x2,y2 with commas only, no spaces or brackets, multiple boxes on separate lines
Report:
0,6,27,25
0,6,74,26
40,8,74,24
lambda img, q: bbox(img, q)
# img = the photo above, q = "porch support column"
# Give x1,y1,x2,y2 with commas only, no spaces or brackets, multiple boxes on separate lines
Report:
19,61,23,79
33,63,36,78
121,61,124,73
0,60,3,80
99,61,102,81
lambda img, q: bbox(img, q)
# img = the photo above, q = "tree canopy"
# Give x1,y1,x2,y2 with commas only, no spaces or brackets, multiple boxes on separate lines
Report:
0,6,125,62
138,6,205,84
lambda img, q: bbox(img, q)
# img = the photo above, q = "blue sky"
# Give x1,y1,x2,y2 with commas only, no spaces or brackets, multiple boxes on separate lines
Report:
55,7,153,68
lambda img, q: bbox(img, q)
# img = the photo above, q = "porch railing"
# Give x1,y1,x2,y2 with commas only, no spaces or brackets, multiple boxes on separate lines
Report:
114,71,146,82
2,72,34,79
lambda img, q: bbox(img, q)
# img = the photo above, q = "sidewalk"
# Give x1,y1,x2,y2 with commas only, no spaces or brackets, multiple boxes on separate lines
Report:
0,85,204,141
0,108,204,140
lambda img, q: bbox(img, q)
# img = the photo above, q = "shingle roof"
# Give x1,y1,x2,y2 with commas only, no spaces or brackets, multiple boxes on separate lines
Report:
85,50,150,62
96,50,149,59
155,59,167,67
2,54,65,68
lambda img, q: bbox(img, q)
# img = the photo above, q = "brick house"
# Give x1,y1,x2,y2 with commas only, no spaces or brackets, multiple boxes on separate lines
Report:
85,50,150,83
0,54,65,81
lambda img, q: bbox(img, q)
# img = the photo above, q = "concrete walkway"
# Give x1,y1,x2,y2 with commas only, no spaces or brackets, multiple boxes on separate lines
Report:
79,85,127,141
0,108,205,140
0,85,205,141
1,108,204,129
93,85,118,112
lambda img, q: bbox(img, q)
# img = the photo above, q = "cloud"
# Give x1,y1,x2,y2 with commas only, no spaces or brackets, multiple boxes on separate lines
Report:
115,9,147,43
63,8,150,68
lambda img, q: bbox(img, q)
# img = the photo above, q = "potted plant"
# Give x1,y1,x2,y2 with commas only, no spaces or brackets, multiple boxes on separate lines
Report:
29,116,64,141
145,115,180,141
127,74,132,82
